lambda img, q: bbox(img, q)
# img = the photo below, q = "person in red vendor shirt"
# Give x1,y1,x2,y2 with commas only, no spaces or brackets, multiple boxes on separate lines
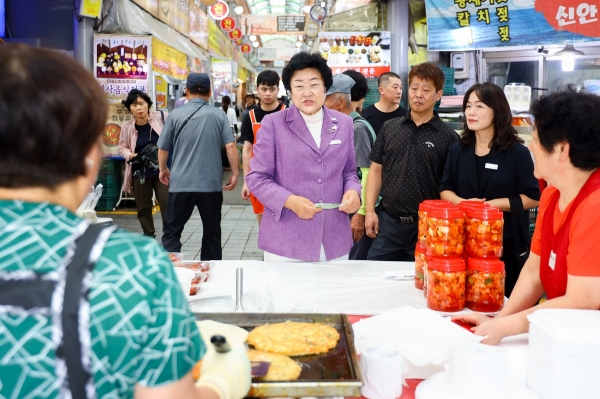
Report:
454,90,600,345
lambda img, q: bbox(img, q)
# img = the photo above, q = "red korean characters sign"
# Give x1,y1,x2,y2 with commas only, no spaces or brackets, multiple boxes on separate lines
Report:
535,0,599,38
229,28,242,41
240,43,252,53
220,16,236,32
209,0,229,21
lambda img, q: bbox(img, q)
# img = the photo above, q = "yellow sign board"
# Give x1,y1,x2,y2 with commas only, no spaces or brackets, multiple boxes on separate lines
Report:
80,0,103,18
208,19,226,57
152,38,188,80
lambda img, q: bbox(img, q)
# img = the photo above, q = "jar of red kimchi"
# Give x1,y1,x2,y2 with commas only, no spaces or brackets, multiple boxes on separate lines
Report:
418,200,453,248
465,207,504,258
466,258,505,312
426,257,466,312
426,206,464,257
414,244,427,289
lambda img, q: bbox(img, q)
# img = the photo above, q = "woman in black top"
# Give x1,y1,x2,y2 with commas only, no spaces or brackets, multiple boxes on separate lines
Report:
439,82,540,296
119,89,169,238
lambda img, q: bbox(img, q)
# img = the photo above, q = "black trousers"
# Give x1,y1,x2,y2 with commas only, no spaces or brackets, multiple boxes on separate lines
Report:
132,174,168,237
348,205,381,260
501,238,527,298
162,191,223,260
367,209,417,261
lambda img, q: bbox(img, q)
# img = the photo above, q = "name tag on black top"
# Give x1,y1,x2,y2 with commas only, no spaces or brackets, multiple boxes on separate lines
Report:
485,163,498,170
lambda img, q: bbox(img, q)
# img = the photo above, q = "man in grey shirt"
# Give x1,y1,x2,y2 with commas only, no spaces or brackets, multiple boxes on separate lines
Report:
158,73,239,259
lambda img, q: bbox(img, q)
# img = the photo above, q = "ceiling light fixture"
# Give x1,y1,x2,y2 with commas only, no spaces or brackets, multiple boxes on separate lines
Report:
253,41,260,47
554,44,585,72
250,35,257,42
298,35,303,41
234,5,244,14
302,5,311,13
295,41,302,48
321,1,326,7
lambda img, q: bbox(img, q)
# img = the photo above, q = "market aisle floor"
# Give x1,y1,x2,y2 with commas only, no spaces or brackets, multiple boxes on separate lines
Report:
101,169,263,261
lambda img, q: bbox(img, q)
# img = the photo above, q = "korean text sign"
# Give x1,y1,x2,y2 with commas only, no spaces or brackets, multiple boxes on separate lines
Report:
425,0,600,51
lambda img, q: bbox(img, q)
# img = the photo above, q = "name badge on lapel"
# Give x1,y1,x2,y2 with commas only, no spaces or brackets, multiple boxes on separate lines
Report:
549,250,557,270
485,163,498,170
330,139,342,145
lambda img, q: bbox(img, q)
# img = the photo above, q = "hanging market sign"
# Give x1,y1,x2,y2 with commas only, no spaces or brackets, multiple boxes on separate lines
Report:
425,0,600,51
209,0,229,20
240,14,307,35
157,0,190,36
152,37,188,80
240,43,252,53
208,19,234,58
190,2,209,50
220,16,236,32
94,34,151,100
229,28,242,41
318,31,391,78
79,0,103,19
277,15,305,32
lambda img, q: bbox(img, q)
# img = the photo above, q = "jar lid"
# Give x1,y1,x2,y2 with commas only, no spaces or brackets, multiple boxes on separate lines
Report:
428,257,466,272
457,200,488,212
468,258,505,272
429,205,463,219
419,199,453,211
466,206,504,220
415,243,427,254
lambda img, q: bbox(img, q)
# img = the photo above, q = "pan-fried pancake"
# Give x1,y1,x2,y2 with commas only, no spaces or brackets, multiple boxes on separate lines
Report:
247,350,302,381
247,321,340,356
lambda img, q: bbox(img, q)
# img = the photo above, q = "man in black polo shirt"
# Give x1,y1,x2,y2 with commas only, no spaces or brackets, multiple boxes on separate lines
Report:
365,63,458,261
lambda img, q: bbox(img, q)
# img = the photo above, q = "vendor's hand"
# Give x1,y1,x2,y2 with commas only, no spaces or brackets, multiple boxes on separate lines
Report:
159,169,170,185
196,340,251,399
350,213,365,242
365,210,379,238
338,190,360,214
285,195,322,219
465,198,485,202
224,174,238,191
452,313,507,345
130,153,138,159
241,182,250,200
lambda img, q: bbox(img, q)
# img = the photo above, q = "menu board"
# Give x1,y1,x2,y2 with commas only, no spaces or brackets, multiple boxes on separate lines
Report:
94,35,151,100
277,15,305,32
317,31,391,78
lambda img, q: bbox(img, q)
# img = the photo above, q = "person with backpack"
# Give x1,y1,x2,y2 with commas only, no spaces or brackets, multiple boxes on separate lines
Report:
119,89,169,238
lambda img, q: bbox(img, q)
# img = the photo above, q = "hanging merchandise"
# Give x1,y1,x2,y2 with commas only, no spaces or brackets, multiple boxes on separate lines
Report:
220,16,236,32
209,0,229,20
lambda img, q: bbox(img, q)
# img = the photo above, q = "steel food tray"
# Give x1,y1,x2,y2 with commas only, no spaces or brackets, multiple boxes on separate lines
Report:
194,312,363,398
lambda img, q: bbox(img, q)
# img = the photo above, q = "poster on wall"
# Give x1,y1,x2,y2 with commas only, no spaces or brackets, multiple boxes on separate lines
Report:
317,31,391,78
157,0,190,36
79,0,103,19
425,0,600,51
94,35,151,100
152,38,188,80
211,58,232,103
190,2,209,50
102,102,134,157
155,76,168,110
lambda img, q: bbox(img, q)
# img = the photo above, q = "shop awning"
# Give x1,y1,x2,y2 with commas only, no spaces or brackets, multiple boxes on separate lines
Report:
101,0,209,63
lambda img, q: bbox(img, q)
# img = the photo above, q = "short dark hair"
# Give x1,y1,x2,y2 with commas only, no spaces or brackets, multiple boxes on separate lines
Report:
245,93,255,100
281,51,333,92
409,63,445,92
530,90,600,171
343,69,369,101
378,72,401,88
0,44,107,189
460,82,522,151
123,89,153,112
257,70,280,87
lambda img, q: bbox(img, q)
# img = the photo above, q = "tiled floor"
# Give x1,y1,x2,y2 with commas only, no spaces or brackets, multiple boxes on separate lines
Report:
108,204,262,261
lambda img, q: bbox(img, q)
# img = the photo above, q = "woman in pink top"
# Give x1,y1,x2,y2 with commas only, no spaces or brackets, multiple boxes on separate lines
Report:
119,89,168,237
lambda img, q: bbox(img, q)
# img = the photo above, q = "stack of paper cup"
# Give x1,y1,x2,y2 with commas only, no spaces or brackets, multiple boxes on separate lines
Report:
360,343,405,399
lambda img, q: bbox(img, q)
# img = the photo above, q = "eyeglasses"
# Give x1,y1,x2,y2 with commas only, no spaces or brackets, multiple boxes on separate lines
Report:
259,86,278,93
291,82,323,93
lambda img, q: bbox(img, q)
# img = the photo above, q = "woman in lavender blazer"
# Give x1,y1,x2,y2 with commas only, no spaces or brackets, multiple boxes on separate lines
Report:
246,52,362,261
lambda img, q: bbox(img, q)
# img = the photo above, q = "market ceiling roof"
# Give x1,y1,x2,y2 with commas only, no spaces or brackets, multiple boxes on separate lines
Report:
248,0,304,15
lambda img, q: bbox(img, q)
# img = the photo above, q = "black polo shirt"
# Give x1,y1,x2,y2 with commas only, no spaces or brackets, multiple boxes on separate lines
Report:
369,110,458,216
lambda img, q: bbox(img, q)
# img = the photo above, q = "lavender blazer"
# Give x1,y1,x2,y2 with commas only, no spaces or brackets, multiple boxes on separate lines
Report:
246,105,362,261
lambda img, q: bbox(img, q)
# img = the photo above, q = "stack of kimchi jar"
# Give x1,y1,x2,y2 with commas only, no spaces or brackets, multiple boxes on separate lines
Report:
462,203,505,312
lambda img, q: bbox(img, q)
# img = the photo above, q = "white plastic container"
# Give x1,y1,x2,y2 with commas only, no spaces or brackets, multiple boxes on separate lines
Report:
527,309,600,399
173,267,195,297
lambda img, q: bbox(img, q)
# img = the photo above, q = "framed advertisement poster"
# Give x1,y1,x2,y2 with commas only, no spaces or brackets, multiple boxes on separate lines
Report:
94,34,152,100
317,31,391,77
